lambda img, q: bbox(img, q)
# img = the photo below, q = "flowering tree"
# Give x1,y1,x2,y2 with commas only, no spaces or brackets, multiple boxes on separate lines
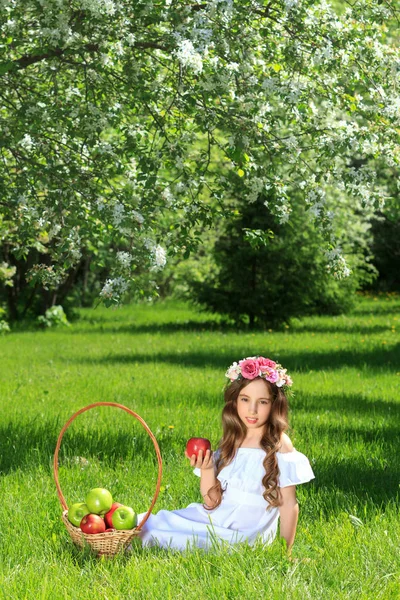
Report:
0,0,399,317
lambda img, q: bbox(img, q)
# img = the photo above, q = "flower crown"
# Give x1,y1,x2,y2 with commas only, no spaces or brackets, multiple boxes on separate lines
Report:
225,356,293,388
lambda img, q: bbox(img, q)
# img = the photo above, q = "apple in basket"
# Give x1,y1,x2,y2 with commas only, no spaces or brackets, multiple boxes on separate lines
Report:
80,514,106,534
110,506,138,530
67,502,90,528
105,502,123,528
186,437,211,459
85,488,113,515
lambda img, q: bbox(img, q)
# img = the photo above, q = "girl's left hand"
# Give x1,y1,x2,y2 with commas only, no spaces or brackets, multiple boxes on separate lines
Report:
186,448,214,470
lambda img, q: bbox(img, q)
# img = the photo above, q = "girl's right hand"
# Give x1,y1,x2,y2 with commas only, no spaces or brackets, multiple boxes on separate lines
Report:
186,448,214,470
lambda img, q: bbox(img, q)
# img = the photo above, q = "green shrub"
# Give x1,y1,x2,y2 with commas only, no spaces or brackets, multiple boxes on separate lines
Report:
184,196,375,327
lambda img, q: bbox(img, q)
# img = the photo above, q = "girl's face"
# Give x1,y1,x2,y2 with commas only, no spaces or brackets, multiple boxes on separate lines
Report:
236,378,273,432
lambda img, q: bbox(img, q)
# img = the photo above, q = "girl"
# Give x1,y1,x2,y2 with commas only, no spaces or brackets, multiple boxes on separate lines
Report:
137,356,314,552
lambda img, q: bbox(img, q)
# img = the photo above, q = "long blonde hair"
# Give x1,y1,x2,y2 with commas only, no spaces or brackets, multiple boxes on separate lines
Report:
206,377,289,510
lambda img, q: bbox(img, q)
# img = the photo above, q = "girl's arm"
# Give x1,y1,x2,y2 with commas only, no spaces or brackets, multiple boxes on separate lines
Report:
279,485,299,554
188,449,221,508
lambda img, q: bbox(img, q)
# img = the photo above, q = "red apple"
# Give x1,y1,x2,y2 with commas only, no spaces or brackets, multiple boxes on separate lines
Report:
105,502,123,528
80,514,106,534
186,437,211,459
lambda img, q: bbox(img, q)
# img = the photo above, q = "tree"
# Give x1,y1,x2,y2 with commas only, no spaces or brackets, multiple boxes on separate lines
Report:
0,0,399,318
368,212,400,291
364,180,400,292
181,192,377,326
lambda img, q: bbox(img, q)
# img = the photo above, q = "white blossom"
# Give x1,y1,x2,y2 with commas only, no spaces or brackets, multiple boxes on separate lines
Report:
132,210,144,224
126,33,136,45
80,0,116,16
100,276,129,300
153,245,167,269
161,187,174,207
326,252,352,279
226,62,240,72
116,251,132,268
112,202,125,226
284,0,299,9
96,198,106,211
100,279,114,299
19,134,34,151
49,224,61,238
174,40,203,74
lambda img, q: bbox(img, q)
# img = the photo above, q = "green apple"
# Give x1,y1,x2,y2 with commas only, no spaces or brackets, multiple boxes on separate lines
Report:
85,488,113,515
111,505,137,530
67,502,90,527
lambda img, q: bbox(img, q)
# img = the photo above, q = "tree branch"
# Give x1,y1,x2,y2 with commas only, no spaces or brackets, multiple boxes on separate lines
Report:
0,44,99,75
0,41,170,76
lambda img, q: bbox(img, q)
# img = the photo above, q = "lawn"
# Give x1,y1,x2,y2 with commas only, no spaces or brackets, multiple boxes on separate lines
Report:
0,294,399,599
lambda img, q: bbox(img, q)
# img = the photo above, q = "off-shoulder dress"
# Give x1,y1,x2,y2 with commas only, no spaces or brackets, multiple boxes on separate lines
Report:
138,447,315,550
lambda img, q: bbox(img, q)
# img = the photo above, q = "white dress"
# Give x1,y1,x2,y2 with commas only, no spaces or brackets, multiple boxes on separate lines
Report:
138,448,315,551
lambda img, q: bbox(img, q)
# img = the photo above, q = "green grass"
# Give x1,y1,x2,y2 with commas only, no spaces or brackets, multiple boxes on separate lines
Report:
0,294,399,599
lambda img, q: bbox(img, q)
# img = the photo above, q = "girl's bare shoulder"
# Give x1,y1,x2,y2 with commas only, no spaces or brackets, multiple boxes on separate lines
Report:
278,432,294,454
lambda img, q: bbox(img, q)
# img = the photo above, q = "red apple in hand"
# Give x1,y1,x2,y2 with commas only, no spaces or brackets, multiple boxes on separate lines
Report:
80,514,106,534
105,502,123,528
186,437,211,459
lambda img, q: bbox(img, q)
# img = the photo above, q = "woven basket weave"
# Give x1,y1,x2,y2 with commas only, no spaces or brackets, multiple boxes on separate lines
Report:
53,402,163,556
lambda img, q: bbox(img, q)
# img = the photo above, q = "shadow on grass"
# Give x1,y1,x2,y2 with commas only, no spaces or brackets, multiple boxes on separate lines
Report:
71,319,397,336
71,320,250,336
290,323,393,335
0,419,171,475
352,305,400,317
58,539,136,565
70,344,400,373
293,391,400,418
310,452,400,510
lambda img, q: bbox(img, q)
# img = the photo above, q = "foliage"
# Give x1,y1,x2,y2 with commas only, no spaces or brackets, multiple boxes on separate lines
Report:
37,304,70,328
363,165,400,292
0,320,10,334
0,0,399,318
0,305,10,333
368,211,400,291
179,193,377,326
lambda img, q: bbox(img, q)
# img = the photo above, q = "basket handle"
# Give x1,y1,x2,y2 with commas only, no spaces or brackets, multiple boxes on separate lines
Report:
53,402,163,531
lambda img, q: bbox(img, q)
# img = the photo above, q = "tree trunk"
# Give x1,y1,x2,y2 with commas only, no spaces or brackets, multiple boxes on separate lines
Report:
6,284,19,321
82,254,91,306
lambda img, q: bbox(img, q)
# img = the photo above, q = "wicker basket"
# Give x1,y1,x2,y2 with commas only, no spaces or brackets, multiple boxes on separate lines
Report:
53,402,163,556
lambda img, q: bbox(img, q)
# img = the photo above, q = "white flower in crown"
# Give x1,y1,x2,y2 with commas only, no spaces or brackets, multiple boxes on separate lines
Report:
225,362,241,381
274,365,285,387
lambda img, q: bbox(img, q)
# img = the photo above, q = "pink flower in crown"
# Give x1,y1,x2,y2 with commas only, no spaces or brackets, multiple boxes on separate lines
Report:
239,358,260,380
257,357,277,371
263,366,279,384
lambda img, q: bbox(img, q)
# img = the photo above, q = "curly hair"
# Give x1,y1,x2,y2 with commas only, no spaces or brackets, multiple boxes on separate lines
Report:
204,377,289,511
